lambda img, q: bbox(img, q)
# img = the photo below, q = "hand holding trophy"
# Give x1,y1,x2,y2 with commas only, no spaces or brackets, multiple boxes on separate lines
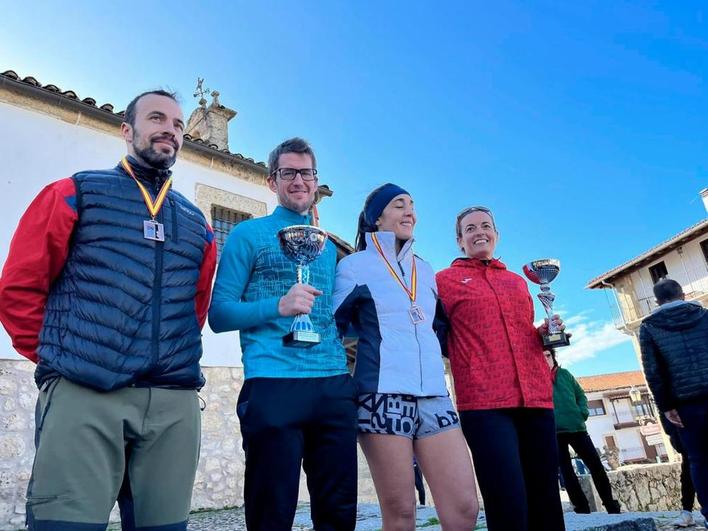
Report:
523,258,571,348
278,225,328,348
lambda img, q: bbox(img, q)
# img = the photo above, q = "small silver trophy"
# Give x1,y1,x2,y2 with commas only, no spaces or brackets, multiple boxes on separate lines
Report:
522,258,570,348
278,225,328,348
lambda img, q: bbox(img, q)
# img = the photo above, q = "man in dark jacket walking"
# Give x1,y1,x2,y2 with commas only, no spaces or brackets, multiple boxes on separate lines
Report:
546,349,621,514
640,278,708,528
0,90,216,530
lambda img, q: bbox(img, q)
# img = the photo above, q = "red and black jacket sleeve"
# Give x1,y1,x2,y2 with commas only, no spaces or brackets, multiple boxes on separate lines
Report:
0,179,78,362
195,225,217,329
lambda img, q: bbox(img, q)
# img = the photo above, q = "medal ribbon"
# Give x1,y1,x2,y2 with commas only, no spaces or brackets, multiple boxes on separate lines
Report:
121,157,172,219
371,233,417,302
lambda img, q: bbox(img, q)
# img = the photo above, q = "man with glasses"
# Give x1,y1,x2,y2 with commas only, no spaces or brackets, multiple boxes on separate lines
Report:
209,137,357,530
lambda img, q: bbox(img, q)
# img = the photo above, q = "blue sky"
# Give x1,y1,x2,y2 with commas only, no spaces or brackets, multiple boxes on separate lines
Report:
2,1,708,376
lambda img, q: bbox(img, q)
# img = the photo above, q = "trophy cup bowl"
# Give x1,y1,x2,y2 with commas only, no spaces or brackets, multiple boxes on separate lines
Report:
522,258,570,348
277,225,328,348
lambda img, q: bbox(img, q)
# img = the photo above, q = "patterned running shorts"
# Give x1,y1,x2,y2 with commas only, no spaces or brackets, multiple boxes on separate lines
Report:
357,393,460,440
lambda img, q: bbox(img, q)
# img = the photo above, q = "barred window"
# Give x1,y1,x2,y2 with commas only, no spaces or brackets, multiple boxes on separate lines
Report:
588,399,606,417
212,205,252,259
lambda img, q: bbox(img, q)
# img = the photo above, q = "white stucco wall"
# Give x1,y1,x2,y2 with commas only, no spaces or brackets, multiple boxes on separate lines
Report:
0,100,277,367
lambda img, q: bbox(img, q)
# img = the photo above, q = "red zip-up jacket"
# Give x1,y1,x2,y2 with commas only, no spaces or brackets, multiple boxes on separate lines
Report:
0,178,217,363
436,257,552,411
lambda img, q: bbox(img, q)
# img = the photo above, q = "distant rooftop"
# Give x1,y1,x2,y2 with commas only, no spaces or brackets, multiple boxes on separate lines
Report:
586,218,708,289
577,370,646,393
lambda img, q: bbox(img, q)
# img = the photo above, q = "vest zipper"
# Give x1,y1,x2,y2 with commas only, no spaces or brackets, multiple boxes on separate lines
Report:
169,197,179,240
152,189,165,369
399,254,424,393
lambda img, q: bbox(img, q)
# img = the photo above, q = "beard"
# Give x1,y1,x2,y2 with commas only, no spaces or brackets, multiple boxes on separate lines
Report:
132,130,179,169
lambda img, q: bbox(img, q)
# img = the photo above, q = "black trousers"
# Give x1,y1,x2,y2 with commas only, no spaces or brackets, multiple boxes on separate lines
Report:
662,413,696,511
677,399,708,521
237,374,358,531
557,431,617,512
460,407,565,531
680,454,696,511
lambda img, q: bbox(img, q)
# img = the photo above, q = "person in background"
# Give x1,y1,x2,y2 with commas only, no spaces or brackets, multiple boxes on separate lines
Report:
640,278,708,529
546,348,621,514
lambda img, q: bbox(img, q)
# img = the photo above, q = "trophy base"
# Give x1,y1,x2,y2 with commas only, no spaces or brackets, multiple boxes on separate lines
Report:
543,331,571,348
283,330,321,348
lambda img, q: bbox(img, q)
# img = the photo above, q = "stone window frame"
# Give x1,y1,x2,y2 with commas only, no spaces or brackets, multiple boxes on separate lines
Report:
195,184,267,261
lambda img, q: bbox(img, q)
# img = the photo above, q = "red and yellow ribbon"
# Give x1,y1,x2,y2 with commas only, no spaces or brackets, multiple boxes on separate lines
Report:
121,157,172,219
371,233,417,302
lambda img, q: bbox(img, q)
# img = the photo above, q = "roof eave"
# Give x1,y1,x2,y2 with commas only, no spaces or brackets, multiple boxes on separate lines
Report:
586,218,708,289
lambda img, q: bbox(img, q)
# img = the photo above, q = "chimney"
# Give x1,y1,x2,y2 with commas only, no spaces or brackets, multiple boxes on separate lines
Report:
185,88,237,151
701,188,708,215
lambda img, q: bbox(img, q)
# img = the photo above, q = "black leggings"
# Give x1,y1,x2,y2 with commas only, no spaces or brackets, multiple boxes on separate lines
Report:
460,407,565,531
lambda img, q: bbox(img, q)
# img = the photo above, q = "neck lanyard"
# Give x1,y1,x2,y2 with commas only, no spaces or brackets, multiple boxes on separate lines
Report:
371,233,417,303
121,157,172,220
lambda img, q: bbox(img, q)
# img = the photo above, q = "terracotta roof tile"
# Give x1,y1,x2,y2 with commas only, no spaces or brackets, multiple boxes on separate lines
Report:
576,370,646,393
1,69,266,168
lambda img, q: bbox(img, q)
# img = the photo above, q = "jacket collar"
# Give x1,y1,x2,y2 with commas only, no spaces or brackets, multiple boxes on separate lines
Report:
450,256,506,270
365,231,414,263
118,155,172,188
273,205,313,225
651,299,702,314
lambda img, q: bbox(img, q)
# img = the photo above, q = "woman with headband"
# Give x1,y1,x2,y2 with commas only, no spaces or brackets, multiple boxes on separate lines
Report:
436,205,567,531
333,184,478,531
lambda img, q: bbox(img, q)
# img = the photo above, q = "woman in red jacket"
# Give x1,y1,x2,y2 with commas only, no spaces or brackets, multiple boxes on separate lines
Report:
436,205,566,531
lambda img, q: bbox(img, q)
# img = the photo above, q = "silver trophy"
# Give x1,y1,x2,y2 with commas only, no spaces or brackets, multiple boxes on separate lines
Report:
278,225,329,348
522,258,570,348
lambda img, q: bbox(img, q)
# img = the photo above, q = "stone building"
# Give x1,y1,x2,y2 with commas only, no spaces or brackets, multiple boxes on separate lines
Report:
587,190,708,351
586,190,708,466
576,371,668,465
0,69,366,530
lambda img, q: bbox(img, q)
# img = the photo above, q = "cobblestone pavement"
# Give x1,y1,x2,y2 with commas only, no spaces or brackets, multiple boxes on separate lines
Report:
122,505,703,531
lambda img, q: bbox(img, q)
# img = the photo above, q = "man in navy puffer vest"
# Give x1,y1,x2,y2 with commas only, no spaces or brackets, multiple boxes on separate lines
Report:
640,278,708,528
0,90,216,531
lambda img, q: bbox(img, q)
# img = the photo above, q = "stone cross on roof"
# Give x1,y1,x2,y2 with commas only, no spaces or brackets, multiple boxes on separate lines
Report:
185,78,237,151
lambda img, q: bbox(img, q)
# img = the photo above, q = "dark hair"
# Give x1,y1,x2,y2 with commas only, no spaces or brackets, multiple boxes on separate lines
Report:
455,205,497,240
545,348,558,368
653,278,684,305
268,137,317,176
354,184,391,251
123,90,179,127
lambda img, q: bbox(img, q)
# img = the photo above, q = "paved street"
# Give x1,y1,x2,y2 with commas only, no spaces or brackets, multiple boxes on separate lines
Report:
116,504,704,531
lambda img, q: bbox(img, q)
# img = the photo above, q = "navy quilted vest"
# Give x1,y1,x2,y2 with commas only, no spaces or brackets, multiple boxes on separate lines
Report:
36,164,209,391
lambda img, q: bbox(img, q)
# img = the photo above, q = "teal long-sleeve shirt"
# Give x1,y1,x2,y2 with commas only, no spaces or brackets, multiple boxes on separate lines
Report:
208,206,347,379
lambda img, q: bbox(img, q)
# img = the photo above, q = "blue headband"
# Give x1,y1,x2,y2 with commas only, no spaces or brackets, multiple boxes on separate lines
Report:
364,183,410,226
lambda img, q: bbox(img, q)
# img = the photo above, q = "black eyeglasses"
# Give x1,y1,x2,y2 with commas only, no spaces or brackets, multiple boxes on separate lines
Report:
271,168,318,181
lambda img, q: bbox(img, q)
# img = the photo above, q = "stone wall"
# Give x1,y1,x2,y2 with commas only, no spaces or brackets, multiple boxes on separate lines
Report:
580,462,694,513
0,361,380,530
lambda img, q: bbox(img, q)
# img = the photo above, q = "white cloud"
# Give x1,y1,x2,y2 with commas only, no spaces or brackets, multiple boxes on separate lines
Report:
550,313,632,367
